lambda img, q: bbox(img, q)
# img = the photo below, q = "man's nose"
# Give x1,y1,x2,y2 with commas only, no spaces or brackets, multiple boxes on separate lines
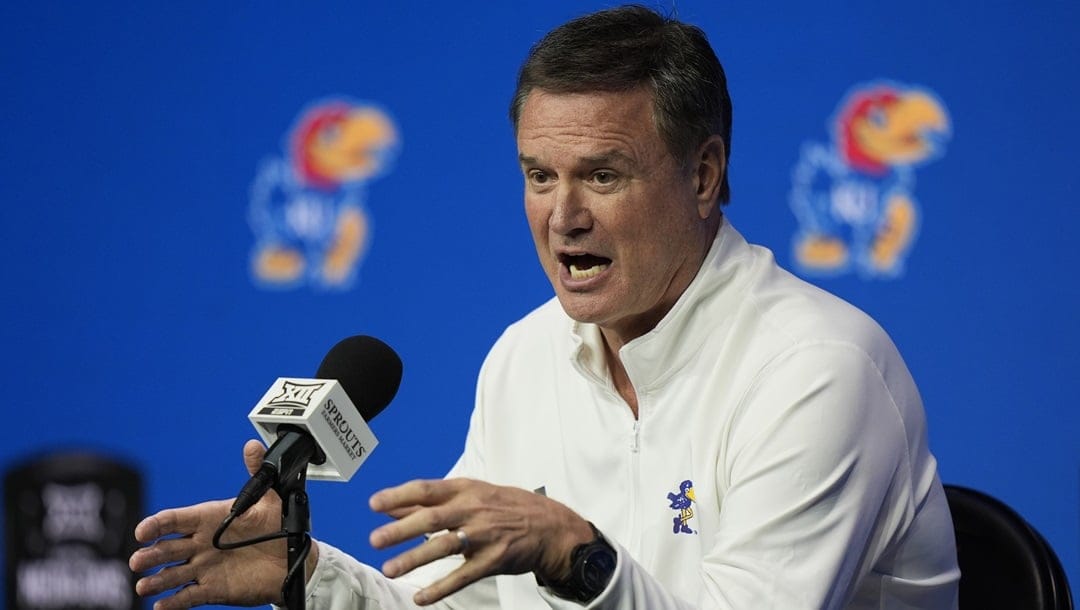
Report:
549,183,591,236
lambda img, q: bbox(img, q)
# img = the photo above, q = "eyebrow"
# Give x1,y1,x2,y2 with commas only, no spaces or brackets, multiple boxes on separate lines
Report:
518,150,637,169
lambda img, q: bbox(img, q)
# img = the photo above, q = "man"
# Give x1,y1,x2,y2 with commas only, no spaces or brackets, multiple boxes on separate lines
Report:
130,6,959,609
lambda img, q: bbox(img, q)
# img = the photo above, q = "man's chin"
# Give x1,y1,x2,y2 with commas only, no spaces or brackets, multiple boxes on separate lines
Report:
554,292,612,325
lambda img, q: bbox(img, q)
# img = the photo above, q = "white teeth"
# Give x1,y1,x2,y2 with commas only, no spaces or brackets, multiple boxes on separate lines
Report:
569,263,609,279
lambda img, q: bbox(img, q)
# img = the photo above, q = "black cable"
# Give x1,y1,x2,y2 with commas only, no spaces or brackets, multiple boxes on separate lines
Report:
212,512,289,550
281,533,312,603
213,508,309,608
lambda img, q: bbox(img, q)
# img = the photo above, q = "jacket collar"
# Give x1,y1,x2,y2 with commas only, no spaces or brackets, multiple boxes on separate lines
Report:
568,220,754,397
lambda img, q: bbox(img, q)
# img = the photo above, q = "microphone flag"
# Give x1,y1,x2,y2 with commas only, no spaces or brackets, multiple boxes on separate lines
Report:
249,377,378,482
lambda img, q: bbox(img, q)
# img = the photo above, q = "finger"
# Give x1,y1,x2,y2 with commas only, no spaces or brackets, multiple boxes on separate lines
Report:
382,504,424,520
369,479,461,513
129,536,199,572
370,504,463,550
134,500,231,543
154,581,213,610
414,552,494,606
243,439,267,476
381,530,466,578
157,583,214,610
134,513,168,543
134,510,192,543
134,562,198,598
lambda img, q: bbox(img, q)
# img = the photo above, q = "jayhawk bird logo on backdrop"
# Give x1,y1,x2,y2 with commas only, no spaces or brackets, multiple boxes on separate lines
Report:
790,82,950,278
248,98,400,290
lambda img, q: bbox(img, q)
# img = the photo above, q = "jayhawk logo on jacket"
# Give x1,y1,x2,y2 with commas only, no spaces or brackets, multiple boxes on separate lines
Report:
249,99,399,290
790,82,950,278
667,479,697,535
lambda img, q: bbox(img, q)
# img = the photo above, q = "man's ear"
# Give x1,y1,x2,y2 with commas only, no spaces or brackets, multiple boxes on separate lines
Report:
692,135,726,219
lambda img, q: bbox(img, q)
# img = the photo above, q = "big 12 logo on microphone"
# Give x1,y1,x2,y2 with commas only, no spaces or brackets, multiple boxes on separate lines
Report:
249,378,378,482
259,380,328,417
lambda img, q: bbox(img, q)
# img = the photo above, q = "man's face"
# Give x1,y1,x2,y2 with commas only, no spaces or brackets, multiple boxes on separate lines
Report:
517,88,718,343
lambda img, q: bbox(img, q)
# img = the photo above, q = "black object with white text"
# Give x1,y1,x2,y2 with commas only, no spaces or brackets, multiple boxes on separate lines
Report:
5,452,143,610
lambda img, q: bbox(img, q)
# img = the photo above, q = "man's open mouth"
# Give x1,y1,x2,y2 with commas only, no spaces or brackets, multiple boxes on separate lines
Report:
559,253,612,280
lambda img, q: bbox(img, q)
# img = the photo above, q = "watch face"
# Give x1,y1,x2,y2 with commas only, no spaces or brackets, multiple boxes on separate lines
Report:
580,544,617,592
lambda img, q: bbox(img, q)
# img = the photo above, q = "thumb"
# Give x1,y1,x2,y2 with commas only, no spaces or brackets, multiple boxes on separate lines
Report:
243,439,267,476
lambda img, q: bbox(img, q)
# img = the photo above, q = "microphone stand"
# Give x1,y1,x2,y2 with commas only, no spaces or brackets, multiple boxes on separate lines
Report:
216,428,320,610
277,469,311,610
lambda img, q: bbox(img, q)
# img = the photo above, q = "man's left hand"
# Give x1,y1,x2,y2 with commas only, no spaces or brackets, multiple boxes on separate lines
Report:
369,478,594,605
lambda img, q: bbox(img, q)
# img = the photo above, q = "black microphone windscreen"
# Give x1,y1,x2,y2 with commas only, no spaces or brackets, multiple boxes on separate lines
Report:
315,335,402,422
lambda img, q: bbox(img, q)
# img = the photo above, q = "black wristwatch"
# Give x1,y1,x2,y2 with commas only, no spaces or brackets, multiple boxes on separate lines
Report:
537,522,617,603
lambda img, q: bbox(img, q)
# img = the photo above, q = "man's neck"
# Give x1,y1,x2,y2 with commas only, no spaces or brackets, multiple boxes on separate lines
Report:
596,213,723,419
601,335,639,419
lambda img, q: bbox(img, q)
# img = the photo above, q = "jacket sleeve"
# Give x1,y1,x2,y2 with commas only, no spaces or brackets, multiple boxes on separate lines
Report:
290,541,499,610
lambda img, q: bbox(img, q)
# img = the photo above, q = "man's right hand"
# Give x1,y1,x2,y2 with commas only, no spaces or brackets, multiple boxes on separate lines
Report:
129,440,296,609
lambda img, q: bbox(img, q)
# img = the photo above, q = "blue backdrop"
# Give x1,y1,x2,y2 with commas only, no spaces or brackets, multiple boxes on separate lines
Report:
2,2,1077,606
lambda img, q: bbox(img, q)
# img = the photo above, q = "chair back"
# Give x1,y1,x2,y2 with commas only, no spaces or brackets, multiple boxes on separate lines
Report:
945,484,1073,609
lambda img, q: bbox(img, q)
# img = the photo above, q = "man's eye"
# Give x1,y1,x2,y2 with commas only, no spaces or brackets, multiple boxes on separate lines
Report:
529,170,550,184
592,171,616,185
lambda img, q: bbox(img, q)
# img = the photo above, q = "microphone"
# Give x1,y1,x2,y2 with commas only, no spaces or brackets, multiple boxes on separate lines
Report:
228,335,402,518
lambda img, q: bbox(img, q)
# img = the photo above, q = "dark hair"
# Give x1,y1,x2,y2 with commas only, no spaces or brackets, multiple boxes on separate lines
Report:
510,5,733,204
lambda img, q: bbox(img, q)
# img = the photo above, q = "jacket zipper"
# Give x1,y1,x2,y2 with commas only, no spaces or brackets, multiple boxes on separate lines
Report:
628,419,642,552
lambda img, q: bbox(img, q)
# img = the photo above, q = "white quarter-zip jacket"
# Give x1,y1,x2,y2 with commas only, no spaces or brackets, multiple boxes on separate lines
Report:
301,221,960,609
